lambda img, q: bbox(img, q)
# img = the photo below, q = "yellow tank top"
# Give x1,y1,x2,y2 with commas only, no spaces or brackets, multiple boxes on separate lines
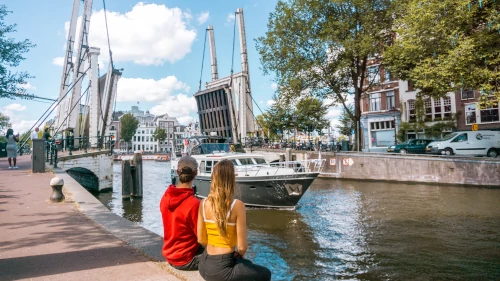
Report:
203,199,238,248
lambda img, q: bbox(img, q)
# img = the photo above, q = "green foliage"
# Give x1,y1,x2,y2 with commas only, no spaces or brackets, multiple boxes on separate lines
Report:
263,96,294,140
0,5,36,99
120,113,139,145
152,127,167,143
337,105,355,136
0,113,11,134
295,97,330,134
385,0,500,104
256,0,396,149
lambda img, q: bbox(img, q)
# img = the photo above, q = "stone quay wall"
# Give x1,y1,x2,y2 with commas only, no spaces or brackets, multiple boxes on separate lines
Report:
245,149,500,187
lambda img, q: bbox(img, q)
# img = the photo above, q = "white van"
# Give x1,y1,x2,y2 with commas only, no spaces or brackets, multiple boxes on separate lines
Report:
426,131,500,157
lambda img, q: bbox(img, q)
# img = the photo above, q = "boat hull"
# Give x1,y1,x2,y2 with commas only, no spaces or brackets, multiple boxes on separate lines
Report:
173,173,318,208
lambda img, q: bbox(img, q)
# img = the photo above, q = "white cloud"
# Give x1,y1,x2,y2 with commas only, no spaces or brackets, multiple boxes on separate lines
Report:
4,104,27,112
52,57,65,67
58,2,196,66
226,13,235,22
177,116,195,125
270,83,278,90
267,100,275,106
149,94,198,121
18,82,36,91
197,11,209,25
117,76,190,102
259,100,263,105
1,104,36,134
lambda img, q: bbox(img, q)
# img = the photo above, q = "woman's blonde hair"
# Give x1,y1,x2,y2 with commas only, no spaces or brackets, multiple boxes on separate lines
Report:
206,159,236,239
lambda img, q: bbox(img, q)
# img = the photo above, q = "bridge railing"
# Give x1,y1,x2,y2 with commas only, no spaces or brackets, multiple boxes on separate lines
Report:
45,135,115,167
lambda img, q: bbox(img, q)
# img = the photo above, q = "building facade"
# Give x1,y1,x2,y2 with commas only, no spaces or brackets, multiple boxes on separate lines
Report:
398,81,457,139
360,61,401,152
455,89,500,131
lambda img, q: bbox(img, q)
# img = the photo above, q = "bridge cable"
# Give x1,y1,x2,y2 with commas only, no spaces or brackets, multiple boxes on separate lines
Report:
53,84,91,134
102,0,114,68
17,67,91,152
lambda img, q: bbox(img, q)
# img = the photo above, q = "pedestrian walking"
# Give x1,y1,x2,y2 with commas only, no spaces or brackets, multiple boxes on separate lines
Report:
6,129,20,169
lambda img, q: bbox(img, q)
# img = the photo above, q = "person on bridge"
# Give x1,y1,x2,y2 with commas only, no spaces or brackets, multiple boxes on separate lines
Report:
160,155,204,270
197,160,271,281
6,129,19,169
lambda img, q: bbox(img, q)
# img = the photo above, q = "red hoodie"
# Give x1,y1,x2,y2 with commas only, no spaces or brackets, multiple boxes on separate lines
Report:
160,184,200,266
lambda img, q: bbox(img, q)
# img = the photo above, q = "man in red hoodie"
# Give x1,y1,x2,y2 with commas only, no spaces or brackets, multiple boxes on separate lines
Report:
160,155,203,270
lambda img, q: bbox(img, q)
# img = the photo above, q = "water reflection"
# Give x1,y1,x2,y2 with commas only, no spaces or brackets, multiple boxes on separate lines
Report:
96,163,500,281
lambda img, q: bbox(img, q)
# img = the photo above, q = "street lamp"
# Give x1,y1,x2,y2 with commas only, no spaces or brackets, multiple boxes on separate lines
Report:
389,107,398,145
292,114,298,149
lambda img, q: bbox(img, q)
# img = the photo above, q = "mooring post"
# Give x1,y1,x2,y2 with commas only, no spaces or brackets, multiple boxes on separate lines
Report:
131,153,143,198
50,177,65,203
121,160,132,200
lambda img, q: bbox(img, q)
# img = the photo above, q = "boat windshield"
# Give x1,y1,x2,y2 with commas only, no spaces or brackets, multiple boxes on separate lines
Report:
199,143,230,154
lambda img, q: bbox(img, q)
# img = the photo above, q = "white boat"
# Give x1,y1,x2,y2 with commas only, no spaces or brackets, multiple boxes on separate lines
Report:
171,137,325,209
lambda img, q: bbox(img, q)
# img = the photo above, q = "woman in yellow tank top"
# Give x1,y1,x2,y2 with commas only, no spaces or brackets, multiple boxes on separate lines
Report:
197,159,271,281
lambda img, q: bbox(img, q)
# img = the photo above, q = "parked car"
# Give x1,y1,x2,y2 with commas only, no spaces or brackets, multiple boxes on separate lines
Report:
426,131,500,157
388,139,435,154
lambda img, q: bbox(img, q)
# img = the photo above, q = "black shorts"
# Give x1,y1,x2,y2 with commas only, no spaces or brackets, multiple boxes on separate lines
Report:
199,250,271,281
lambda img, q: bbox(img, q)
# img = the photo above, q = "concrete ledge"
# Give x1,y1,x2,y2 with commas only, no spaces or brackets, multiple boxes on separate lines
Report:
52,168,204,281
58,150,111,161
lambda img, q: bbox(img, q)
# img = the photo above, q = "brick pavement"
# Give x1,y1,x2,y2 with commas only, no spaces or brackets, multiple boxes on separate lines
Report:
0,155,180,281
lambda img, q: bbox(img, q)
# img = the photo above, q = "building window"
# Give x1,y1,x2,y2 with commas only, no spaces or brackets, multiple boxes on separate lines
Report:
133,136,136,142
465,104,476,124
111,125,115,130
461,89,474,100
408,99,416,122
142,130,145,134
169,127,173,133
386,91,395,110
142,136,144,142
434,98,442,120
367,66,380,84
480,106,499,123
384,69,392,82
146,136,149,142
370,121,395,147
170,134,173,139
443,97,452,119
169,122,173,127
370,93,381,111
424,98,432,121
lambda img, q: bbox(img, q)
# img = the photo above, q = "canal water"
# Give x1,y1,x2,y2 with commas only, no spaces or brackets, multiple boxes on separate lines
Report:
97,161,500,280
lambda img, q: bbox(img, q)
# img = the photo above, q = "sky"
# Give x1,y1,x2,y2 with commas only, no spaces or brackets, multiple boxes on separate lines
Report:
1,0,343,135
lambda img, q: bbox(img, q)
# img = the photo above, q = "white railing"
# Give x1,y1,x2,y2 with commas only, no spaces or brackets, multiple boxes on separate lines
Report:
232,159,326,177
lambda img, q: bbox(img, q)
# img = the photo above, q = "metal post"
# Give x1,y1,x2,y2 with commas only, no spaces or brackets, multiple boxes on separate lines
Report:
45,141,49,162
121,160,132,200
68,136,73,156
49,142,53,165
131,153,143,198
53,145,58,168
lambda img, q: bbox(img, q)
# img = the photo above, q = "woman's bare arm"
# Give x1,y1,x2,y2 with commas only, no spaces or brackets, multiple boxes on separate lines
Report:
197,200,208,246
235,200,248,256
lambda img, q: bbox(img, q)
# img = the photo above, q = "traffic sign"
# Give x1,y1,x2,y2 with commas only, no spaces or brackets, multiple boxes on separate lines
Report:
472,124,478,131
330,158,336,166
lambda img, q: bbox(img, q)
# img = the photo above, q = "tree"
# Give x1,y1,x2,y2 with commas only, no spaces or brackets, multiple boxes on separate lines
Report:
264,97,293,140
337,105,355,137
152,127,167,151
120,113,139,150
0,5,36,99
256,0,396,150
385,0,500,104
0,112,11,135
294,97,330,135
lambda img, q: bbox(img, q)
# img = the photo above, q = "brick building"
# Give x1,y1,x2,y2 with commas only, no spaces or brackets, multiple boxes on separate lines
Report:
455,89,500,131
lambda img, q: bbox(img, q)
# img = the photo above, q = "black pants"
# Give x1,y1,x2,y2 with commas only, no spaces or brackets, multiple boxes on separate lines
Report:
170,245,205,271
199,250,271,281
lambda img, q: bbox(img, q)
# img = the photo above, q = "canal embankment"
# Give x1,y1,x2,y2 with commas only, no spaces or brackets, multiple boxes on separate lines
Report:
246,149,500,187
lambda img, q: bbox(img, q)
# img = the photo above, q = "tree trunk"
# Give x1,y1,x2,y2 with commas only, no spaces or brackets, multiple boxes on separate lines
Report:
353,88,362,151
